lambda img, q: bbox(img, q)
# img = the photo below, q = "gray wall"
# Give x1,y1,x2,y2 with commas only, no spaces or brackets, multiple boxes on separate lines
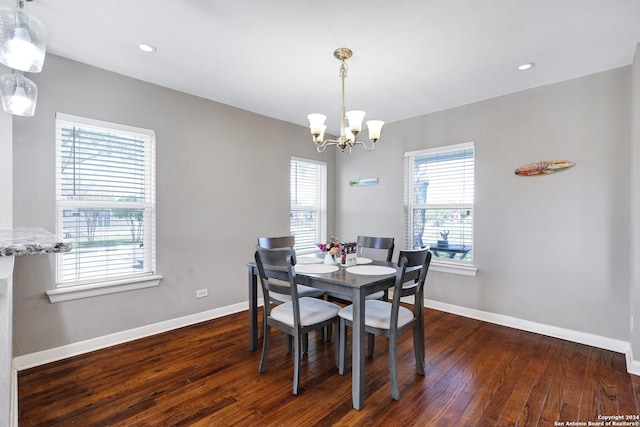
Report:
0,65,11,227
336,67,631,341
11,54,336,356
10,53,635,357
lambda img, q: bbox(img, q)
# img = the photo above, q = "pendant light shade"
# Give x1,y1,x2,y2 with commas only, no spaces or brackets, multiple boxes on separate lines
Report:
0,4,47,73
0,72,37,116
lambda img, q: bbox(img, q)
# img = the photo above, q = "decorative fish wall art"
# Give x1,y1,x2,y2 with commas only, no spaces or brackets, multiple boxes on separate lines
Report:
514,160,575,176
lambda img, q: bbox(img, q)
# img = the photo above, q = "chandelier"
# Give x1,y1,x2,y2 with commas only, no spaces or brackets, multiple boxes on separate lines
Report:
307,48,384,153
0,0,47,117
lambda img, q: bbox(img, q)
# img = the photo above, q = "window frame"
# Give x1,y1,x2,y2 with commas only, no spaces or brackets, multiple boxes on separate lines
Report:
404,141,477,276
290,157,327,254
49,113,161,302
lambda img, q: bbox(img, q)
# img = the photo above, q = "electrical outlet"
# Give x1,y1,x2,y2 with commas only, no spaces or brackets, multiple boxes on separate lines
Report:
196,288,208,299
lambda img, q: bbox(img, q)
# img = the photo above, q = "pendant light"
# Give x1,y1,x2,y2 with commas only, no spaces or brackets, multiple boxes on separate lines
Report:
0,0,47,73
0,71,37,116
0,0,46,117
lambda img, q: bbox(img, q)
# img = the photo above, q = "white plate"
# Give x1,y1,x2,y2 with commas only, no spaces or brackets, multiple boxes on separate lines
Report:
297,256,323,264
295,264,339,274
356,257,372,265
346,265,397,276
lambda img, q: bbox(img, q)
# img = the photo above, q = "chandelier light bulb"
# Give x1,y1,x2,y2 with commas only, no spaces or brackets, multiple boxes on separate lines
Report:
7,26,38,70
9,85,30,113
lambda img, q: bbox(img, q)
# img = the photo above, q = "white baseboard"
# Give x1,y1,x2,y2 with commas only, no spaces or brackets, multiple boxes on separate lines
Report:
13,296,638,378
421,298,636,374
628,352,640,376
13,301,249,371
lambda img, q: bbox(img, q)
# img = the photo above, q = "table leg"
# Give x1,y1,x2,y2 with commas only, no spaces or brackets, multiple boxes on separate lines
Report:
352,287,365,410
248,266,258,351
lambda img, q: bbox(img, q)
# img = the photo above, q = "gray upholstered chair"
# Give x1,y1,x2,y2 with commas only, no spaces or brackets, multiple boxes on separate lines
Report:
338,248,432,400
255,247,341,395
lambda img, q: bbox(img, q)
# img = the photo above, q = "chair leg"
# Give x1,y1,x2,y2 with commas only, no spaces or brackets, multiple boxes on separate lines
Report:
419,305,425,360
327,324,333,341
413,326,425,376
293,332,301,395
338,318,347,375
259,325,271,373
367,332,375,357
390,335,400,400
303,333,309,354
287,335,293,354
334,320,340,368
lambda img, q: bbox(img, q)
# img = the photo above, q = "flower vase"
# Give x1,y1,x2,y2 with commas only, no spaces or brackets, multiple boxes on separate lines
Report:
323,252,335,264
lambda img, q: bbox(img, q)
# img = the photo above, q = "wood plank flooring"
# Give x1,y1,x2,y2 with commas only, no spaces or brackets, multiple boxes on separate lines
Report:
18,308,640,426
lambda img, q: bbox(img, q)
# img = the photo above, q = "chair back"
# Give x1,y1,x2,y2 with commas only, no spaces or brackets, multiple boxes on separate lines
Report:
390,249,432,327
257,235,295,249
395,248,432,298
255,247,305,325
255,246,298,299
356,235,395,262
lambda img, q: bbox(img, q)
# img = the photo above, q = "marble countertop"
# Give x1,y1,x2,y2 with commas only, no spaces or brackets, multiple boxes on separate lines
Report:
0,227,72,256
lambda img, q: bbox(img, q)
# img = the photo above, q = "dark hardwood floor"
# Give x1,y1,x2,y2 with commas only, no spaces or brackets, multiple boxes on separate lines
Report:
19,307,640,426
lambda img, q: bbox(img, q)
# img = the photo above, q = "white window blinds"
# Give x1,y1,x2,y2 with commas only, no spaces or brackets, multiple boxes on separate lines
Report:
55,113,156,286
290,157,327,251
404,142,474,263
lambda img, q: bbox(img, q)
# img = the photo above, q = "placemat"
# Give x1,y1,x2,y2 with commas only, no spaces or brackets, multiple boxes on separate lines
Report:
346,265,396,275
295,264,340,274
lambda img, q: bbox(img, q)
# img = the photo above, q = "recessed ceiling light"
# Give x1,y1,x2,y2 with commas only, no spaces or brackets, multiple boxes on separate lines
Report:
138,43,156,53
517,62,535,71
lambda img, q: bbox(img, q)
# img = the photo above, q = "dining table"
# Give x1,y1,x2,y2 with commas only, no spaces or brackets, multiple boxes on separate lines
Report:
247,256,421,410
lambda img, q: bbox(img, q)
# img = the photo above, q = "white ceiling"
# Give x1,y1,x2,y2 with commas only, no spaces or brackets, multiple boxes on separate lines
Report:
20,0,640,134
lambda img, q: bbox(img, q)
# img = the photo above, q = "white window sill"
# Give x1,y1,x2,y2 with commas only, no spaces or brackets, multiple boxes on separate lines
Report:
46,274,163,303
430,260,477,276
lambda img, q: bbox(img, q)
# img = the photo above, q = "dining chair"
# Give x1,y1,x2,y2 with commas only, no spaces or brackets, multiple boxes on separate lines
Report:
257,236,325,302
356,235,395,262
255,247,341,395
328,235,395,304
326,235,395,350
337,248,432,400
257,236,328,352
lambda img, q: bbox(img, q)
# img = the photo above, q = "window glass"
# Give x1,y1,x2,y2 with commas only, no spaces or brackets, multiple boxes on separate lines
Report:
404,142,474,263
290,157,327,251
55,113,156,286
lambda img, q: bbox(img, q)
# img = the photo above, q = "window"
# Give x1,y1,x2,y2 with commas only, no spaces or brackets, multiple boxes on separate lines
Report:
290,157,327,252
54,113,157,289
404,142,475,272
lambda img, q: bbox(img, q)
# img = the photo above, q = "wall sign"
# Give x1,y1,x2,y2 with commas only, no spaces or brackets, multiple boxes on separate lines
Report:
349,177,378,186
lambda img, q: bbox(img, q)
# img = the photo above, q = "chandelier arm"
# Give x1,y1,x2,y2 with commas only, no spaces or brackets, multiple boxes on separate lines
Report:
354,139,376,151
314,138,341,153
